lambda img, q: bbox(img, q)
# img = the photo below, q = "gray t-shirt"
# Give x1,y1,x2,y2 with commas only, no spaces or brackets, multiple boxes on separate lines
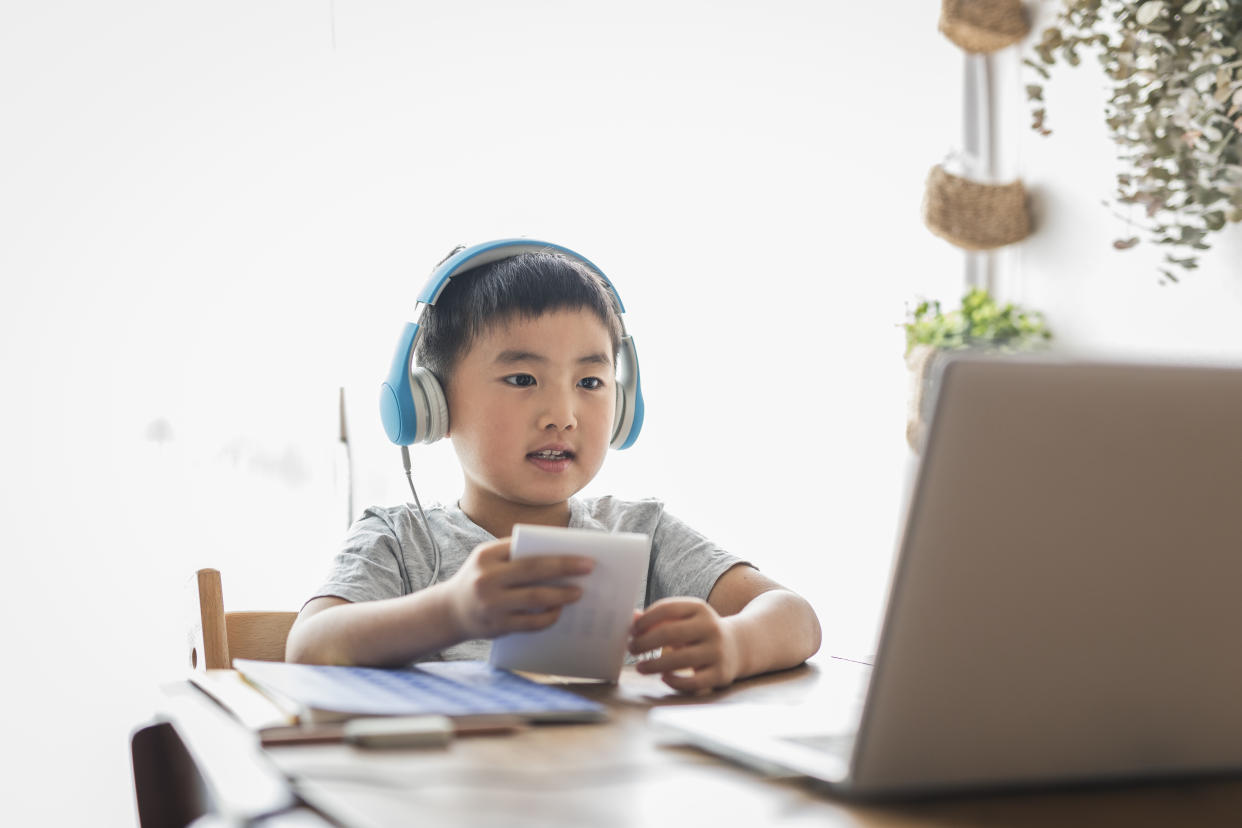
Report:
312,495,748,662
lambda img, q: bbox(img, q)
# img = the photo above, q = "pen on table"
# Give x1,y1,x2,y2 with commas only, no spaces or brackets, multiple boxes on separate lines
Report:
260,714,527,748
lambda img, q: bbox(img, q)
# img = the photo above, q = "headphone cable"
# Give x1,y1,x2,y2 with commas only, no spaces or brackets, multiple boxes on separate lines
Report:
401,445,442,586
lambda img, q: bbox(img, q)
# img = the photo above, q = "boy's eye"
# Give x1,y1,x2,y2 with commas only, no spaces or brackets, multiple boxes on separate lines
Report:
503,374,537,388
579,377,605,390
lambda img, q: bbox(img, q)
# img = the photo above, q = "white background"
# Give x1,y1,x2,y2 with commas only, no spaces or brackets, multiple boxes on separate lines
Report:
18,1,1222,824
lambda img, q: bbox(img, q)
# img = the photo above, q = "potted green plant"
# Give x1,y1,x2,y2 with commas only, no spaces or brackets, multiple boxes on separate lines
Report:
1027,0,1242,282
903,287,1052,450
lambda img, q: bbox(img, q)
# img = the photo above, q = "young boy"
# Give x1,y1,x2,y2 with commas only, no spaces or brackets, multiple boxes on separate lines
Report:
286,245,821,693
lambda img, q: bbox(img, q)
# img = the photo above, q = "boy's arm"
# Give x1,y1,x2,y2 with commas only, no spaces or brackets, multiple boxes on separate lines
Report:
628,564,822,693
286,586,464,667
708,565,822,679
286,538,595,667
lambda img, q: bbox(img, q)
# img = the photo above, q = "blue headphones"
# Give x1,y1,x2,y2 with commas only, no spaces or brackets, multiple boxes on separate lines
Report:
379,239,644,449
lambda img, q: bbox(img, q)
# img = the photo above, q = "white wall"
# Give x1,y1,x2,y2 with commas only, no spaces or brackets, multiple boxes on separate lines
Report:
1,2,962,823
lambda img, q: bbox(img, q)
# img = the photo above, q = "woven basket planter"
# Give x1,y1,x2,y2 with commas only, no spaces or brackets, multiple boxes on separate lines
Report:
923,164,1032,251
939,0,1030,53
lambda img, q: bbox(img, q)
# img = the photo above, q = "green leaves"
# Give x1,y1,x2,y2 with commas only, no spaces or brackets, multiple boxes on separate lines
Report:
903,288,1052,358
1029,0,1242,280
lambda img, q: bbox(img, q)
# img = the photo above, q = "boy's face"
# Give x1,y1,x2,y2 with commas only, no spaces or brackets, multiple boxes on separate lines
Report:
447,307,616,523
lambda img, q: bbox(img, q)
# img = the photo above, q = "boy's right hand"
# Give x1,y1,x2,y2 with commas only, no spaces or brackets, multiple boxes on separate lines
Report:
444,538,594,640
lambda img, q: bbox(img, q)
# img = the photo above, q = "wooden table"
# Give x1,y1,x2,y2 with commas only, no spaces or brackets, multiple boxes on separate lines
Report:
146,656,1242,827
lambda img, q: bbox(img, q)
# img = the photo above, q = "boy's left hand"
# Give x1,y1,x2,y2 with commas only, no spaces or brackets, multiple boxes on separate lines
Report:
628,597,741,694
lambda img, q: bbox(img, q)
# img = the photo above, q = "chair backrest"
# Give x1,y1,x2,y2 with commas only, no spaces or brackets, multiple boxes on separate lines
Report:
190,568,298,670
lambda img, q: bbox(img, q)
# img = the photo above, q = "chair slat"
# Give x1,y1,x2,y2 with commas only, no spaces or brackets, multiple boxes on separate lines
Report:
225,612,299,664
191,568,298,669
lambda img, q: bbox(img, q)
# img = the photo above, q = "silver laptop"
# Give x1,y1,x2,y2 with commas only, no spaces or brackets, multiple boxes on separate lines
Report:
651,355,1242,798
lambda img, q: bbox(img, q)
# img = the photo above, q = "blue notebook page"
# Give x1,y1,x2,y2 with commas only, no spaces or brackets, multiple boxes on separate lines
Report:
234,659,606,722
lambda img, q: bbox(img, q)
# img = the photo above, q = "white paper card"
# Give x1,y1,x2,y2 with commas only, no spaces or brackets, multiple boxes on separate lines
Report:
489,524,650,682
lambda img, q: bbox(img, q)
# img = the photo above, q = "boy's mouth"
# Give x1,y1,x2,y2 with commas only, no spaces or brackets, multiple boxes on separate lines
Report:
526,447,575,472
528,449,574,460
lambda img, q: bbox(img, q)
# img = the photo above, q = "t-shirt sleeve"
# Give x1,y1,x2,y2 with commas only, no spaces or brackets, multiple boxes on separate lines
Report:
309,509,409,606
647,508,751,606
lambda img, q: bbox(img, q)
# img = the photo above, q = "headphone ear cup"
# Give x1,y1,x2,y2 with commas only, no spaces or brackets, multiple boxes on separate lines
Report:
424,370,449,442
610,335,643,449
612,381,626,446
410,367,449,444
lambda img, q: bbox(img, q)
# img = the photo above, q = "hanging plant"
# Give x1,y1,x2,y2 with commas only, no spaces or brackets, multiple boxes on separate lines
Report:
1027,0,1242,282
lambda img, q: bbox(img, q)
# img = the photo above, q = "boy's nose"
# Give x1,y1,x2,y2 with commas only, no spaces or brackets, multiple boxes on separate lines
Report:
540,412,576,431
539,393,577,431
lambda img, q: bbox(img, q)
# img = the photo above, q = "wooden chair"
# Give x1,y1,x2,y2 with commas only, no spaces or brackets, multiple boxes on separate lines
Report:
189,568,298,670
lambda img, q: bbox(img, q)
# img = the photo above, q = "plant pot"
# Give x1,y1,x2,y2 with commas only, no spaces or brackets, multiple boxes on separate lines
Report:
905,344,942,453
923,165,1032,251
939,0,1030,54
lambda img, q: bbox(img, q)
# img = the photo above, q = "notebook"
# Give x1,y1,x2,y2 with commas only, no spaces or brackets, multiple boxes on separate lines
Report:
651,355,1242,798
234,658,606,724
489,523,650,681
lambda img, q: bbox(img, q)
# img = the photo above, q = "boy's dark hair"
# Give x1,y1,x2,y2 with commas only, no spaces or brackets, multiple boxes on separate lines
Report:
414,251,624,388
